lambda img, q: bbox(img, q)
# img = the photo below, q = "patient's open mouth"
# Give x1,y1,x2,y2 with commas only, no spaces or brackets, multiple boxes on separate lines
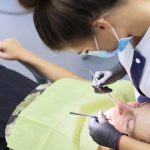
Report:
104,108,114,122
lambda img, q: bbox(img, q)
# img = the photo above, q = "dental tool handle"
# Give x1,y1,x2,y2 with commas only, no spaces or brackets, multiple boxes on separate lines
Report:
85,69,99,82
70,112,97,118
107,93,117,105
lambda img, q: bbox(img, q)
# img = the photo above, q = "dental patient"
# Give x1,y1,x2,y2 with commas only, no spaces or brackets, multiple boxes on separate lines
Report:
98,102,150,150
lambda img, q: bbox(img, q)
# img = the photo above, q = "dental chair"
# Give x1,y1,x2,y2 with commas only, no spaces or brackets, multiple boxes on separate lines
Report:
21,61,48,84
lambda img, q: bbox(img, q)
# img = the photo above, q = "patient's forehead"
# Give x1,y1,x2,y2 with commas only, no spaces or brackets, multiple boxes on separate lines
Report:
132,103,150,143
137,103,150,110
118,102,150,110
134,103,150,121
126,103,150,115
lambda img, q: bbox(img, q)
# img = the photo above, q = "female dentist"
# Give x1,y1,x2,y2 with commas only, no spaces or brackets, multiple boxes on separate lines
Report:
1,0,150,149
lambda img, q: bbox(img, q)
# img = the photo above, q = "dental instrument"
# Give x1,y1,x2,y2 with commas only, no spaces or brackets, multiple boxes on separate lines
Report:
70,112,97,118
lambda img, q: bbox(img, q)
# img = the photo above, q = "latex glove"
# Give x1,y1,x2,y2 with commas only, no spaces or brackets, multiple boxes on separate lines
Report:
92,62,127,93
89,112,123,149
0,38,30,60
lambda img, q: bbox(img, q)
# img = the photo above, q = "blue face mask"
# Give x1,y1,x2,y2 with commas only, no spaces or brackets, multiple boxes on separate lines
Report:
88,27,132,58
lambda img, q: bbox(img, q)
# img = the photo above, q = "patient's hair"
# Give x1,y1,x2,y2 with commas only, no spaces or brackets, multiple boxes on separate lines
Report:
19,0,120,50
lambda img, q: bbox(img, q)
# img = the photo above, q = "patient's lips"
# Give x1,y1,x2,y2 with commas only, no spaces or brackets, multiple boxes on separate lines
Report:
104,108,114,124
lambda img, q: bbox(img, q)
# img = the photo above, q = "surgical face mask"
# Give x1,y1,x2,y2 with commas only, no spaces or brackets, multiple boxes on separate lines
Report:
88,27,132,58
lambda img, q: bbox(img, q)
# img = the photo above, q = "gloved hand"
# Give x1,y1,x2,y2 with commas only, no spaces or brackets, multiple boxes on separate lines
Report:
89,112,123,150
92,62,127,93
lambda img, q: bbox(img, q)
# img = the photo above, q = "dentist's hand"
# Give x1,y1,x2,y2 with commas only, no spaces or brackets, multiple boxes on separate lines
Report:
0,38,31,60
92,62,127,93
89,112,123,149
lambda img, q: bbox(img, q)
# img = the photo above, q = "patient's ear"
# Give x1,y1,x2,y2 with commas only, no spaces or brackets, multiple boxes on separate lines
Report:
117,102,134,115
117,102,133,114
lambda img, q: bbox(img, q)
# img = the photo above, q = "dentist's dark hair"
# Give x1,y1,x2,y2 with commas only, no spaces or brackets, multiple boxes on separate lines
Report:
19,0,119,50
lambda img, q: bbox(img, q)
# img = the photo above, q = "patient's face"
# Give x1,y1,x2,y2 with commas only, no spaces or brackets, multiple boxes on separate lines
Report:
104,102,150,143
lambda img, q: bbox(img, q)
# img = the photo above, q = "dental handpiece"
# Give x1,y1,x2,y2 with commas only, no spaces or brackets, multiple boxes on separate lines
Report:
70,112,97,118
86,69,118,105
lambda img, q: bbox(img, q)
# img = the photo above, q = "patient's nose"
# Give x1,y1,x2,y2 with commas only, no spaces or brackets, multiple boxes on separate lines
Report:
117,102,133,115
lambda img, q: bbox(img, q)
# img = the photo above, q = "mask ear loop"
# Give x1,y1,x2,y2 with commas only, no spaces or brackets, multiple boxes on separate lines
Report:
93,35,100,51
101,17,120,42
111,27,120,41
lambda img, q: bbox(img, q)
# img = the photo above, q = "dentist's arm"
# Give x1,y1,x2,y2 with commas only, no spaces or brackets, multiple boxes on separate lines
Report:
0,38,83,82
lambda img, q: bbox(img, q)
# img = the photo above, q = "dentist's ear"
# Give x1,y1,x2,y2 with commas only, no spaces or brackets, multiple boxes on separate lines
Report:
92,18,112,31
